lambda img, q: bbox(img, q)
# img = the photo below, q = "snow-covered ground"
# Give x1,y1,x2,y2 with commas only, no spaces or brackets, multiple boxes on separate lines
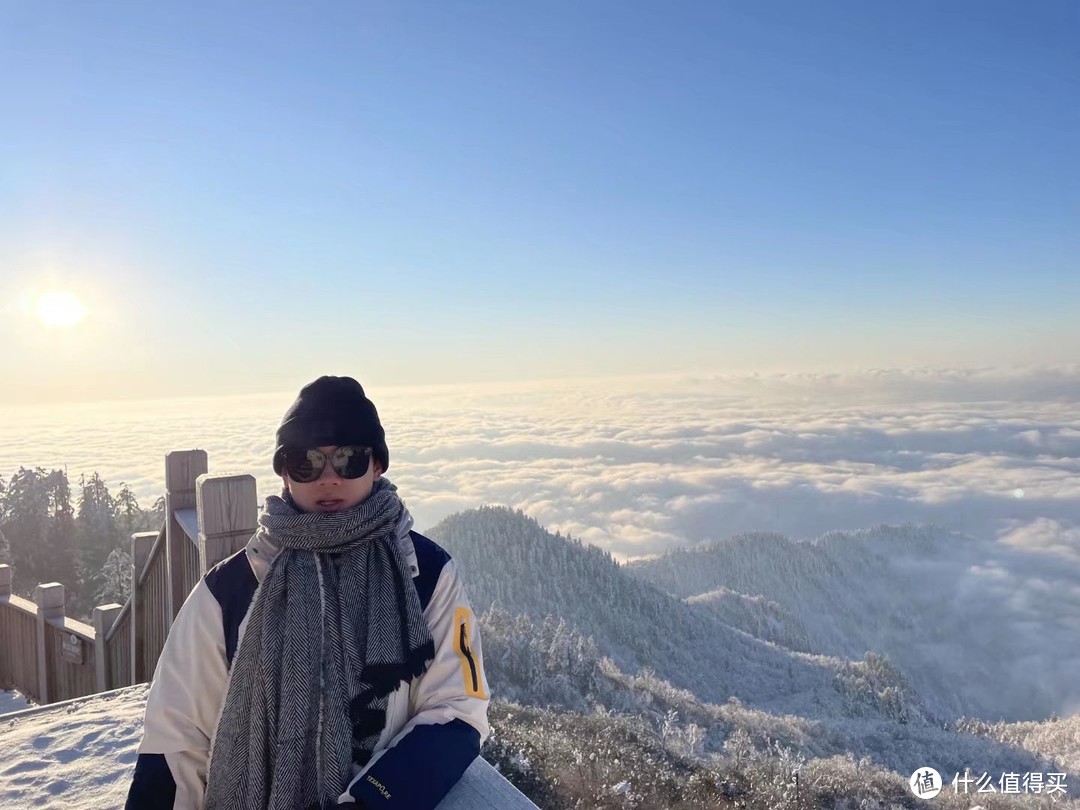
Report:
0,689,35,717
0,685,521,810
0,684,146,809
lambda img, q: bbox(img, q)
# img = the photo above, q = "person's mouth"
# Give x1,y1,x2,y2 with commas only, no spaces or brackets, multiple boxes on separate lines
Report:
316,499,345,511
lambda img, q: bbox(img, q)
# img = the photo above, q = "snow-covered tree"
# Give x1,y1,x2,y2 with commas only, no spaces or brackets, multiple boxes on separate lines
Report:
115,483,141,539
46,469,78,595
75,472,118,613
96,546,132,605
1,467,53,591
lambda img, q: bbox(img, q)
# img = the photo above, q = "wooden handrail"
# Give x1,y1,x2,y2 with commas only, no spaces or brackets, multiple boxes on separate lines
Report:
174,508,199,543
48,615,95,643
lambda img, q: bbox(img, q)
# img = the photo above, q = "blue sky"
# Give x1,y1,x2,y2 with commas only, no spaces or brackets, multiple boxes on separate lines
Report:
1,1,1077,403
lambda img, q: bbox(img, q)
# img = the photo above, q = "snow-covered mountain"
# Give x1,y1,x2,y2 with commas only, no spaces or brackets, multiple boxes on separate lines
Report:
626,525,1080,723
430,508,930,725
684,586,813,654
427,508,1078,788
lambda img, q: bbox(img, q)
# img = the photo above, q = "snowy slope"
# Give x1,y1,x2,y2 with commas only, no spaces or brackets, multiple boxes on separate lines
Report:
0,685,146,809
628,525,1080,722
428,507,932,724
685,587,813,653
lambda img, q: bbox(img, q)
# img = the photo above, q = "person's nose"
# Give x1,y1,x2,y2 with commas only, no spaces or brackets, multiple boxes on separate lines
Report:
317,460,342,483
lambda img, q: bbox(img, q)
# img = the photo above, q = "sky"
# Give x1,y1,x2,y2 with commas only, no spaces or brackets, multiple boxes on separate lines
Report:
1,1,1078,404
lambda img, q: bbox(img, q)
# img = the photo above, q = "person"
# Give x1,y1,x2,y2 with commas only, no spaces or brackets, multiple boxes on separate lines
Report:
125,375,490,810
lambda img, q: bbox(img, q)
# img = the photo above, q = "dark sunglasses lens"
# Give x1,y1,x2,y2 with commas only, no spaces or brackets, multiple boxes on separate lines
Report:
285,450,323,483
333,446,371,479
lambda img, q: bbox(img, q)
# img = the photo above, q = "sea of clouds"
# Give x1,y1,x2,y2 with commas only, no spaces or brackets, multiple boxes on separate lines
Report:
0,367,1077,566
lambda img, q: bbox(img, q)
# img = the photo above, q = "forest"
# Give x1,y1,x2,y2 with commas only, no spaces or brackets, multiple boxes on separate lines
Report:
0,468,162,619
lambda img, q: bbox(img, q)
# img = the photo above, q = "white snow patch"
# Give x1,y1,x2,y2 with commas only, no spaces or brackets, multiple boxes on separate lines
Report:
0,690,35,717
0,684,147,809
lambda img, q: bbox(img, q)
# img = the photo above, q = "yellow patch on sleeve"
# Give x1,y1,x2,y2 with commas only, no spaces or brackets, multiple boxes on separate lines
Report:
452,607,488,699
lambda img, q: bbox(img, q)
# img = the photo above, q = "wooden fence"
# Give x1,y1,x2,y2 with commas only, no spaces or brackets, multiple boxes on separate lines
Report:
0,449,537,809
0,450,257,702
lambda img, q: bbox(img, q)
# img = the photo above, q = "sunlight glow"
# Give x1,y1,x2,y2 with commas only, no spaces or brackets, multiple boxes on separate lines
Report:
34,291,88,329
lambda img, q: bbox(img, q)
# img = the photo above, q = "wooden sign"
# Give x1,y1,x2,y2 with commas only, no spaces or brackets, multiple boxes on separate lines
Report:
61,633,85,665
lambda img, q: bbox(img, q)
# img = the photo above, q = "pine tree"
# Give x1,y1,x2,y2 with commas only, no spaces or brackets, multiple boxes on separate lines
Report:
115,483,141,540
0,474,10,571
1,467,53,592
150,495,167,529
75,472,118,615
96,546,132,605
46,469,79,594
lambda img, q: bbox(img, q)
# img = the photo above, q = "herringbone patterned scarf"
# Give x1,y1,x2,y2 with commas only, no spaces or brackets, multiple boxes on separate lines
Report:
204,478,435,810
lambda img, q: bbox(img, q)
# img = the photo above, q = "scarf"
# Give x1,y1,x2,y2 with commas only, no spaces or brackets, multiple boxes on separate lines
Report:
204,478,435,810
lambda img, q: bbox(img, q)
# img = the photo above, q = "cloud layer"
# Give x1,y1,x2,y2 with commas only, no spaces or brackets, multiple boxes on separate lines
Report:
1,368,1077,565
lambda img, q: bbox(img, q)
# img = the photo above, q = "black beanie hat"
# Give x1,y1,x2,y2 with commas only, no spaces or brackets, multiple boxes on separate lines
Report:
272,376,389,476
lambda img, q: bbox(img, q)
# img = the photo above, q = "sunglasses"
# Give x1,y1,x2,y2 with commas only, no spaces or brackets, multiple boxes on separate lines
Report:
283,445,373,483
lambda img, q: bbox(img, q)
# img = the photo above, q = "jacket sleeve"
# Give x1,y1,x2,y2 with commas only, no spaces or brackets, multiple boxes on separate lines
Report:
125,580,229,810
342,559,491,809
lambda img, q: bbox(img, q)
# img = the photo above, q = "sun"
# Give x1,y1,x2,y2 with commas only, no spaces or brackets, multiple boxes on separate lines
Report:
34,291,89,328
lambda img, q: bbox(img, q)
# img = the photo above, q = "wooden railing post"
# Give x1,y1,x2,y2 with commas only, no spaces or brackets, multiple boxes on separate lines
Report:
0,564,12,692
165,451,207,621
196,474,259,573
132,531,158,580
93,603,122,692
33,582,65,704
131,531,158,684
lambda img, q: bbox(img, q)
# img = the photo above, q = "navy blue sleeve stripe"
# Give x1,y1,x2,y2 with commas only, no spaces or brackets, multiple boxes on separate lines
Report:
204,550,259,666
125,753,177,810
409,531,450,612
349,718,480,810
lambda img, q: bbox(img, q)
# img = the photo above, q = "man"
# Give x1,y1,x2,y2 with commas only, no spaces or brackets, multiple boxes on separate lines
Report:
126,375,490,809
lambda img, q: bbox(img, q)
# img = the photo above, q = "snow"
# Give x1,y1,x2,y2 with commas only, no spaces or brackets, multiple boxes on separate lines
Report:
0,684,147,809
0,690,35,717
0,685,531,810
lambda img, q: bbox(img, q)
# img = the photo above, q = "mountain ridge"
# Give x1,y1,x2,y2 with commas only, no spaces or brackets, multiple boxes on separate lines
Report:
627,522,1080,723
423,506,1076,788
427,506,933,725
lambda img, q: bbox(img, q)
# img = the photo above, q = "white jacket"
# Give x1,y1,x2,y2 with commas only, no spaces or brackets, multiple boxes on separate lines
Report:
128,511,490,810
